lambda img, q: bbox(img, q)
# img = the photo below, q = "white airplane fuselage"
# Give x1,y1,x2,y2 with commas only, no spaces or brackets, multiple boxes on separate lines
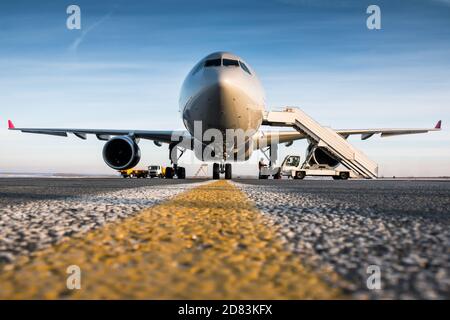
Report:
179,52,265,160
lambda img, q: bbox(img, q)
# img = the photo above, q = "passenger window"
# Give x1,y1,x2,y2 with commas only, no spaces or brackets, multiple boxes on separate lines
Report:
239,61,251,75
223,59,239,67
204,59,221,67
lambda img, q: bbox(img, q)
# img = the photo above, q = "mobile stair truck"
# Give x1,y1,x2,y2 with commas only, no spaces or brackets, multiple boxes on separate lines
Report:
259,154,353,180
259,107,378,180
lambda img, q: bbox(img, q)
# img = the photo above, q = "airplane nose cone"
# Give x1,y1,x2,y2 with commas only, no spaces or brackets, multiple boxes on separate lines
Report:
182,68,264,136
204,79,241,130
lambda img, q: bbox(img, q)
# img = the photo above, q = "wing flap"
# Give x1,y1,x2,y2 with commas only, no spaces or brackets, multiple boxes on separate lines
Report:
73,132,87,140
96,134,111,141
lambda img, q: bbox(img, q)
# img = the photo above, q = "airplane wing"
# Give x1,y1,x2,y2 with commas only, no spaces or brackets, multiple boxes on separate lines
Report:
8,119,441,146
256,120,441,146
335,120,442,140
7,120,190,144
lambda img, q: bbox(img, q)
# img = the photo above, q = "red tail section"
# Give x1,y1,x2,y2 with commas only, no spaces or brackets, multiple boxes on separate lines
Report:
435,120,442,129
7,120,15,129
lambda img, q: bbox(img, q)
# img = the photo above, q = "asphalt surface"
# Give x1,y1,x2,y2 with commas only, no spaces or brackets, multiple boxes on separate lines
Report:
235,179,450,299
0,178,203,264
0,177,449,299
0,177,201,205
0,181,342,299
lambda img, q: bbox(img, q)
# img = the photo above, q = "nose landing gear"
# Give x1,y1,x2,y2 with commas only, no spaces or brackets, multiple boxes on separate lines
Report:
213,163,232,180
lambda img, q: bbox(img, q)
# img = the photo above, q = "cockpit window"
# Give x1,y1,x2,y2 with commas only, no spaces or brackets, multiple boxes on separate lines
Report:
191,62,203,75
204,59,221,67
223,59,239,67
286,156,300,167
239,61,251,75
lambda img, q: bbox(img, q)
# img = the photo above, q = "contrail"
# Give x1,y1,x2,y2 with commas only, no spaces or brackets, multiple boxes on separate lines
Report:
68,11,113,53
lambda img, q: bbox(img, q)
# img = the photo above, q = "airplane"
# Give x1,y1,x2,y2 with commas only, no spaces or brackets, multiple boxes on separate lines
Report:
8,52,442,179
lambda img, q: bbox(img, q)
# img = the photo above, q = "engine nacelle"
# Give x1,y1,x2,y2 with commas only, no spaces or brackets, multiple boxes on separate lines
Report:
102,136,141,170
307,146,339,168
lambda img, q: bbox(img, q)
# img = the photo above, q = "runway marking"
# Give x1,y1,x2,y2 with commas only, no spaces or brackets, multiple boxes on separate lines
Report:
0,180,343,299
0,182,203,264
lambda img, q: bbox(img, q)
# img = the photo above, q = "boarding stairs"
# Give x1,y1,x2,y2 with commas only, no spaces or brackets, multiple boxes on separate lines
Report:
263,108,378,179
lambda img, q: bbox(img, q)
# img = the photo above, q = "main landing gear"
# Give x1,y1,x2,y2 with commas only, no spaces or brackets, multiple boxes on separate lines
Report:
213,163,232,180
165,166,186,179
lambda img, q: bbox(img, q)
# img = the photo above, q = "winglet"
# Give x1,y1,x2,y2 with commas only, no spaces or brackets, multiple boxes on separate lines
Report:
7,120,15,129
435,120,442,129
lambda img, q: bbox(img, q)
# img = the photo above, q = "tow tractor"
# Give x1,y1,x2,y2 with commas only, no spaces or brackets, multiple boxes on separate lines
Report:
119,165,185,179
148,165,166,178
119,168,149,178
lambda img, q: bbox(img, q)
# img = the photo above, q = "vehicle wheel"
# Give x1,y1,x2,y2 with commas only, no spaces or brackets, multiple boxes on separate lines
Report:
213,163,220,180
165,167,174,179
339,172,349,180
332,176,341,180
177,167,186,179
295,171,306,180
225,163,232,179
259,175,268,179
273,171,281,179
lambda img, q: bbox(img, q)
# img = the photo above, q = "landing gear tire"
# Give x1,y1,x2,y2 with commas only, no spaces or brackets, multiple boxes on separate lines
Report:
294,171,306,180
177,167,186,179
225,163,232,180
259,175,268,179
213,163,220,180
339,172,349,180
273,171,281,179
165,167,174,179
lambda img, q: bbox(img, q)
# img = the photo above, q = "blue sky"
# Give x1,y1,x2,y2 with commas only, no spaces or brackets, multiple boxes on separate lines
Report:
0,0,449,176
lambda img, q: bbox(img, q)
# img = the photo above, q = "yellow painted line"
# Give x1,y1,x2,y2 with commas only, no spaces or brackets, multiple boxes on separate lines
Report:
0,181,344,299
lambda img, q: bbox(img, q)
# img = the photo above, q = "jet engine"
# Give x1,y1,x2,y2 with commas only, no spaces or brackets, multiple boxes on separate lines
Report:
102,136,141,170
306,145,339,168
